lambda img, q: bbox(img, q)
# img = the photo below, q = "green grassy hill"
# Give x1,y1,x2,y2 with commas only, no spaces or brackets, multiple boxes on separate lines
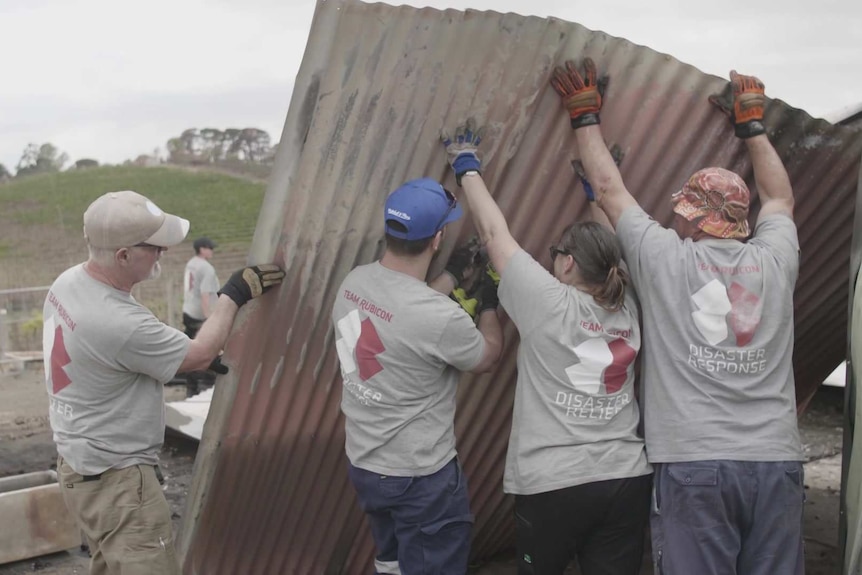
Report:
0,166,267,349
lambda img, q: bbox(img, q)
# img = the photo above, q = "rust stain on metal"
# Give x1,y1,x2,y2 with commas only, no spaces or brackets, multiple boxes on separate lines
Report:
178,1,862,573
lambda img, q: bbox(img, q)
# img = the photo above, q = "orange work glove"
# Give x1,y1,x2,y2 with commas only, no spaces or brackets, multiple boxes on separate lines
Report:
550,58,607,130
709,70,766,139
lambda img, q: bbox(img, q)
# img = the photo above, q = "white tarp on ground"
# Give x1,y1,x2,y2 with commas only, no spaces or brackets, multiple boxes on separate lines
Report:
165,387,213,441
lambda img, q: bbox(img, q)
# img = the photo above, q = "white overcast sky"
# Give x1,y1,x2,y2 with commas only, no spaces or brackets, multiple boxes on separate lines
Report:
1,0,860,171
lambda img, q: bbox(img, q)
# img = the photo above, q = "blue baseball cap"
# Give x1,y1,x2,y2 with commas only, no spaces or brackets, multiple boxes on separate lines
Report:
383,178,463,240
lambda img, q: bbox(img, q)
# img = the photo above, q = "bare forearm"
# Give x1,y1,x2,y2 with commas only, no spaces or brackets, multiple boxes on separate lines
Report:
575,126,637,227
460,174,519,274
588,201,614,231
471,309,503,373
429,272,456,295
746,135,794,215
461,174,510,245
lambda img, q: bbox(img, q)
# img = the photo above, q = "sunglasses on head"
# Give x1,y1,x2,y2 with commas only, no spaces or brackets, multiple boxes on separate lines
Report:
549,245,571,261
433,188,458,233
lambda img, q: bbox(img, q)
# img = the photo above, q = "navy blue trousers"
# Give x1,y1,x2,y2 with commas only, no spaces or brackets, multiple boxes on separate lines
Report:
651,460,805,574
348,458,474,575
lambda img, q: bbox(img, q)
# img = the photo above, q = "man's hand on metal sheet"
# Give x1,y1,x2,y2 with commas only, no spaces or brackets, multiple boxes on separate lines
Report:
708,70,767,139
441,117,483,186
218,264,285,307
550,58,608,130
444,238,481,288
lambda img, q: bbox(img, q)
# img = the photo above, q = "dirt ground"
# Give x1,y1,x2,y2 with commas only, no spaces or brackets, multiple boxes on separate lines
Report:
0,361,845,574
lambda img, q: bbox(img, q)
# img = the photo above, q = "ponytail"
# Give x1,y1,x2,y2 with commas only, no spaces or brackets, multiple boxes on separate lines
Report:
590,264,629,312
557,222,629,312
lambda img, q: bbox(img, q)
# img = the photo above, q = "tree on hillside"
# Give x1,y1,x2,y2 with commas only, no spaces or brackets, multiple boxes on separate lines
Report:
0,163,11,181
166,127,272,165
15,143,68,177
74,158,99,169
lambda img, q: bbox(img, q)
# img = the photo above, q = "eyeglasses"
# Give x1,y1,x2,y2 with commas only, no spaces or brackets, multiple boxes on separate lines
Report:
549,246,571,261
132,243,166,253
433,188,458,233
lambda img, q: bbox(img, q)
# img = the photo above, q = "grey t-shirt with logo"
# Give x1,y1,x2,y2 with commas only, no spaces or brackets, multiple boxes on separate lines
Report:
43,265,190,476
183,256,220,320
498,249,651,495
332,261,486,477
616,206,803,463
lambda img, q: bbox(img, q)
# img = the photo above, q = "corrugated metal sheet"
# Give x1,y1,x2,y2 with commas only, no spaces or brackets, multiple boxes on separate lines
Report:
177,1,862,572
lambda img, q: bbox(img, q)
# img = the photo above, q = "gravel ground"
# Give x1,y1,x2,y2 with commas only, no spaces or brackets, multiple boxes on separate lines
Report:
0,363,845,574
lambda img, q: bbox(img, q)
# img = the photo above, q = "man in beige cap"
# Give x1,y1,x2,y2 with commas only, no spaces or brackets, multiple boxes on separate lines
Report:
43,190,284,574
550,61,804,574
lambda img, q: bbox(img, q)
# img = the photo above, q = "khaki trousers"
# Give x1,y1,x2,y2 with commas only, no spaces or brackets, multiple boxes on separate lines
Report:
58,457,180,575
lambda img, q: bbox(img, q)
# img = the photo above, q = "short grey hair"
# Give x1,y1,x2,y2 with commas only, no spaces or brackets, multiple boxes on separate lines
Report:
87,245,119,267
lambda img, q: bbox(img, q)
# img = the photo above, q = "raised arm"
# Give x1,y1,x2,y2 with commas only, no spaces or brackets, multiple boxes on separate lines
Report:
549,59,638,228
178,264,284,373
440,119,519,276
708,71,793,220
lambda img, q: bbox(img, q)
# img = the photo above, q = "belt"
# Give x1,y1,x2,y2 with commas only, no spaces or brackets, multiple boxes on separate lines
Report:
78,464,162,484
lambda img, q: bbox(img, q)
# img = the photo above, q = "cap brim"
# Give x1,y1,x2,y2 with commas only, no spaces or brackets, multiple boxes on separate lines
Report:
439,202,464,230
145,214,190,247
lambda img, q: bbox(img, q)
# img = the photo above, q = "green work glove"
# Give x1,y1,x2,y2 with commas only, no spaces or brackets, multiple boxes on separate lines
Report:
550,58,608,130
218,264,285,307
451,287,479,318
708,70,767,139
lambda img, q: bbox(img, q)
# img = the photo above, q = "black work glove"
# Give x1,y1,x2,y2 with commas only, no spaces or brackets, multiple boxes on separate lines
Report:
207,355,229,375
476,264,500,315
444,241,479,287
218,264,285,307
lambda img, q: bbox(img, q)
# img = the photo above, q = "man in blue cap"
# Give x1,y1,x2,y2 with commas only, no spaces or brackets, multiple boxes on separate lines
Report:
332,177,503,575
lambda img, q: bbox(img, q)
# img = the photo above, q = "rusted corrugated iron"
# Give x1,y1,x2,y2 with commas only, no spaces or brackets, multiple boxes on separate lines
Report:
177,1,862,572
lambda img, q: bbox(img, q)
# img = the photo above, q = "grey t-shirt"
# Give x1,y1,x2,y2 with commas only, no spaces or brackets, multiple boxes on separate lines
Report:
183,256,220,320
616,206,803,463
43,265,190,475
332,262,486,476
498,250,650,494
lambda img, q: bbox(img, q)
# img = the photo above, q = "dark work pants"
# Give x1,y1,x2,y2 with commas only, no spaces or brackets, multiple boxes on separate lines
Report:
650,460,805,575
515,474,652,575
348,458,474,575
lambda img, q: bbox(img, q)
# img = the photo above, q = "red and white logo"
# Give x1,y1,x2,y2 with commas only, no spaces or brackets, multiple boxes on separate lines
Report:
43,317,72,394
566,337,636,395
336,310,386,381
691,279,761,346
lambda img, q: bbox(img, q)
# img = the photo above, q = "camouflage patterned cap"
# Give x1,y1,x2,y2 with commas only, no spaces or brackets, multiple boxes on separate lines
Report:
671,167,751,239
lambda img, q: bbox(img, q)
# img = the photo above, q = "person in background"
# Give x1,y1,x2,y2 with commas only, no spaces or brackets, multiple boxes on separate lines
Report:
44,190,283,575
183,236,219,339
183,236,221,395
553,58,805,574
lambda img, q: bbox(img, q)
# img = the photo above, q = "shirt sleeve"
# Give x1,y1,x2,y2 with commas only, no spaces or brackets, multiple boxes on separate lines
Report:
200,264,220,294
116,313,190,384
498,248,568,336
615,205,682,286
434,307,486,372
750,214,800,283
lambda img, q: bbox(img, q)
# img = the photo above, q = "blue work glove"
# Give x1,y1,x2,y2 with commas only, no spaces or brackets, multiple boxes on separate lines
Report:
441,117,483,186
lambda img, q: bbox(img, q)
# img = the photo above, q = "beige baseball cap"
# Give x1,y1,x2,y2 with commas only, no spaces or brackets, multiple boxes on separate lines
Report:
83,190,190,249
